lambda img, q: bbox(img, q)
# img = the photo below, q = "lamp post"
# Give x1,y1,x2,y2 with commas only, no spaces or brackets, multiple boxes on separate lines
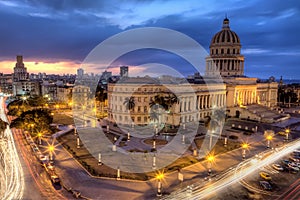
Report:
206,154,215,176
153,139,156,150
152,154,156,169
37,132,42,145
127,132,130,141
156,172,164,197
117,167,121,180
241,143,249,160
266,135,273,148
30,124,34,134
77,137,80,148
285,128,290,141
48,145,55,161
98,153,102,165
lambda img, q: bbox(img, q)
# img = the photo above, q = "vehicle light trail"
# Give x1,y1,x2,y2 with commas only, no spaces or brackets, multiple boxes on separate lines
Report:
163,139,300,200
0,97,25,200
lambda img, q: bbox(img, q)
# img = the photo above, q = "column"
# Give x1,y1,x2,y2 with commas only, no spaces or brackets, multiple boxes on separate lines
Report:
201,95,204,109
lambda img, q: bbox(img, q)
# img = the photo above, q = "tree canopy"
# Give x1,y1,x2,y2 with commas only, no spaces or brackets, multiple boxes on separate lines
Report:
10,109,53,136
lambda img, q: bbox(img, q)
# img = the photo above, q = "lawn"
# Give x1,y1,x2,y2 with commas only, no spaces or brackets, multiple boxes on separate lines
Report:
52,113,74,125
58,132,241,181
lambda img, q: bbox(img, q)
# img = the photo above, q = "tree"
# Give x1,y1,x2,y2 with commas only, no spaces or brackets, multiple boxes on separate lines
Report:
0,118,8,138
7,99,30,116
95,87,107,102
10,109,53,136
123,97,135,111
27,96,47,108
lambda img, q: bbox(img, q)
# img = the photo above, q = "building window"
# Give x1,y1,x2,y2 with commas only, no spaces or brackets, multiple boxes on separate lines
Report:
137,117,141,122
144,106,147,113
138,106,141,112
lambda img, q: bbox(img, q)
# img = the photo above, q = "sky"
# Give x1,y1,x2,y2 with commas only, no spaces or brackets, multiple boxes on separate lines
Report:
0,0,299,79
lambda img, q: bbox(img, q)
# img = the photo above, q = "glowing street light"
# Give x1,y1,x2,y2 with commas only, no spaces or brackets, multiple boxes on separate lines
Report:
37,132,42,145
206,154,215,176
30,124,34,133
285,128,290,140
48,145,55,161
241,143,249,159
156,172,164,197
266,135,273,148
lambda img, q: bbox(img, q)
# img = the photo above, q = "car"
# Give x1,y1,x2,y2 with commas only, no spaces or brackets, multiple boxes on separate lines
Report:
37,153,48,163
46,162,55,171
277,131,286,136
288,163,299,171
259,181,272,191
292,153,300,159
50,175,60,184
282,159,290,166
272,164,284,171
294,150,300,154
289,157,299,163
31,145,39,153
260,172,272,181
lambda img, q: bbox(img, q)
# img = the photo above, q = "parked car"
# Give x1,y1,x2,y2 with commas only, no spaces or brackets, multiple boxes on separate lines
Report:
282,159,290,166
259,181,272,191
272,164,284,171
288,163,299,172
260,172,272,181
289,157,299,163
277,131,286,136
50,175,60,184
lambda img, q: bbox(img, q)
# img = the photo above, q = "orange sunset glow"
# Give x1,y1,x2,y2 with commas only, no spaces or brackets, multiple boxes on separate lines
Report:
0,60,80,74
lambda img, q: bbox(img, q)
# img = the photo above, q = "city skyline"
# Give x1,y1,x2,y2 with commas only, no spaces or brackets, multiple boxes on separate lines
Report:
0,0,299,79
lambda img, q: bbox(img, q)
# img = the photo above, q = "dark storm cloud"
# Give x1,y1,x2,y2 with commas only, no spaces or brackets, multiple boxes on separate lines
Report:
0,0,299,78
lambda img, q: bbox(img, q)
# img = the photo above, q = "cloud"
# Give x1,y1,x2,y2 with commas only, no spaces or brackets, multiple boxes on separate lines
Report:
0,0,300,79
243,48,271,55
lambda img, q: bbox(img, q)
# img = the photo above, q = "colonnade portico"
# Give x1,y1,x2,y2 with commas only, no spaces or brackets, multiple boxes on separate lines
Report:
196,93,226,110
235,89,257,106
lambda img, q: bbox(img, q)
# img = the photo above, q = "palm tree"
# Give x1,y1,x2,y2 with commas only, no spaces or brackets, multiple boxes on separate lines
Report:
164,94,180,127
123,97,135,111
0,118,8,138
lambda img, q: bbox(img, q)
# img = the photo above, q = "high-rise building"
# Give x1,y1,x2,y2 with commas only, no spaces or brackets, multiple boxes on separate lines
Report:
120,66,128,77
77,68,84,79
13,55,29,81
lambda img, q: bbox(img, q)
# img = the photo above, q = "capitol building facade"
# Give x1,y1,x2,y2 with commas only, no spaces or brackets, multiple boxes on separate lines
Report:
107,18,280,127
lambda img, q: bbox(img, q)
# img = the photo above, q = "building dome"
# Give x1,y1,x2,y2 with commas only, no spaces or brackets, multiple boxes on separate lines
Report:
210,18,240,46
205,17,245,77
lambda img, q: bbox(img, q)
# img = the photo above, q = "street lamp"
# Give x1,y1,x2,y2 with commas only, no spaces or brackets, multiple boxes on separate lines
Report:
266,135,273,148
241,143,249,159
30,124,34,134
156,172,164,197
206,154,215,176
285,128,290,140
48,145,55,161
37,132,42,145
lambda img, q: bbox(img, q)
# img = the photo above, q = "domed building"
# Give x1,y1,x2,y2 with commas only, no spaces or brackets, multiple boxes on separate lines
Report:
206,18,244,77
205,17,282,121
104,17,285,129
